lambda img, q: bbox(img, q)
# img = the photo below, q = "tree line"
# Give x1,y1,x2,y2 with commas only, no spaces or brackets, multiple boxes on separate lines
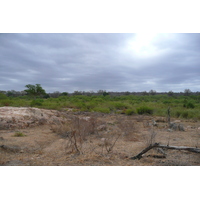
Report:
0,84,199,99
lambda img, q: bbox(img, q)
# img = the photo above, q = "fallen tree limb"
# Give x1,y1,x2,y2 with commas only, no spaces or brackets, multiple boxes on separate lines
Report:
130,143,200,160
147,154,166,159
0,145,22,153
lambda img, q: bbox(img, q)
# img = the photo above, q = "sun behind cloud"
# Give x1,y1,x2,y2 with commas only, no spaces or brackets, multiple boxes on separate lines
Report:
127,33,159,57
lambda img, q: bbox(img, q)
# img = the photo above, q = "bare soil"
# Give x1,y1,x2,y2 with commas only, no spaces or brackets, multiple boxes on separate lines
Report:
1,107,200,166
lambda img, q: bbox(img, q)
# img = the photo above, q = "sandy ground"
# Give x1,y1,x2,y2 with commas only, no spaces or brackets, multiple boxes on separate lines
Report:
1,107,200,166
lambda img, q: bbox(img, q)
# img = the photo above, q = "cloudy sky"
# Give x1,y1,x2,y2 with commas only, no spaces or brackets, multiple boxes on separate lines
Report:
0,33,200,93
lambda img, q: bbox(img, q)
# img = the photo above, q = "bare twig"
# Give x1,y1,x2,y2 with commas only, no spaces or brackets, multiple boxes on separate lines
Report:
106,133,122,153
167,107,171,126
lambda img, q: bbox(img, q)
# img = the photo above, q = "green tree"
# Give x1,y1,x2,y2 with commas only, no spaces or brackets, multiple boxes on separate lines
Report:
0,93,8,100
149,89,156,95
24,84,46,99
168,90,174,96
60,92,68,96
184,89,192,96
103,91,109,96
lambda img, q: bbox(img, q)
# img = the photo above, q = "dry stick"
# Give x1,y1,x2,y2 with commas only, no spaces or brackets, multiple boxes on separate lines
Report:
68,130,80,154
107,133,122,153
130,143,200,160
0,145,22,153
167,106,171,126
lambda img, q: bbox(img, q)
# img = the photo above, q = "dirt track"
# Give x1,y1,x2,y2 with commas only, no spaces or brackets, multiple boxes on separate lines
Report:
1,107,200,166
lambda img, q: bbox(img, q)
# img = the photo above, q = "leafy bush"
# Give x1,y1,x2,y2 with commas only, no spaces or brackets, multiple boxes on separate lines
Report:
112,102,128,110
93,107,110,113
181,111,189,119
175,110,181,118
30,99,43,107
163,100,171,104
183,102,195,109
125,109,135,115
0,93,8,100
73,102,86,109
137,106,153,115
0,99,13,106
85,102,96,110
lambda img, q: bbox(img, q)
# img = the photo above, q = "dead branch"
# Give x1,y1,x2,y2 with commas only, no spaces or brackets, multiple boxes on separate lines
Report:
106,133,122,153
0,145,22,153
130,143,200,160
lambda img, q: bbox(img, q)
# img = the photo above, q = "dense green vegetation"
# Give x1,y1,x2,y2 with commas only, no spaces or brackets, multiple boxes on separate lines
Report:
1,92,200,120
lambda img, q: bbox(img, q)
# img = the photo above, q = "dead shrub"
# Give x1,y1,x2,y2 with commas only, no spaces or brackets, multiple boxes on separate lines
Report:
98,131,122,154
50,123,71,138
51,116,99,154
144,129,157,146
117,118,140,142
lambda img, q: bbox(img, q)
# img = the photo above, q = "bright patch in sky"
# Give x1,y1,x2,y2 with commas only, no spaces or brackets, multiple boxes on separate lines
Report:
128,33,159,57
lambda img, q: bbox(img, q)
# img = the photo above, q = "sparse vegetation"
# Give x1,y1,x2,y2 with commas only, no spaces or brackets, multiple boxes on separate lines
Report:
1,108,200,166
13,132,26,137
1,91,200,120
1,87,200,121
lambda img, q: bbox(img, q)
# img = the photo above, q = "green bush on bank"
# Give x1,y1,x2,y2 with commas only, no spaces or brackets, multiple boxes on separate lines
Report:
137,106,153,115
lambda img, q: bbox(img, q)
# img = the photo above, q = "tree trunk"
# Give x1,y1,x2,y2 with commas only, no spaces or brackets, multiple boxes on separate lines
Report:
130,143,200,160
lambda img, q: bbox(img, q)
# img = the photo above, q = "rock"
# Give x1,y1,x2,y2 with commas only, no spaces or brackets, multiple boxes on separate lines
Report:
0,107,69,129
169,122,184,131
3,160,24,166
50,116,62,124
178,124,185,131
167,129,173,132
81,116,90,121
97,124,107,131
0,137,4,140
173,120,181,123
152,120,157,126
38,118,47,125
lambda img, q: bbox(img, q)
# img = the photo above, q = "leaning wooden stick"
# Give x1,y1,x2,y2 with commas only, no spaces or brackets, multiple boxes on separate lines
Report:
130,143,200,160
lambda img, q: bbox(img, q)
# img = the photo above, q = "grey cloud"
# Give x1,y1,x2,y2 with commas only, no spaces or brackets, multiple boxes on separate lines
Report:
0,33,200,93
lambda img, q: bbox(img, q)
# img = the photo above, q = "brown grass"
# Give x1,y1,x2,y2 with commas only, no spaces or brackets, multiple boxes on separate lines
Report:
1,113,200,166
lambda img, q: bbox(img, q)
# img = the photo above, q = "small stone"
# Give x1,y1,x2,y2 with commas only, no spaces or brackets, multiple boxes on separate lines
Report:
0,137,4,140
97,125,107,131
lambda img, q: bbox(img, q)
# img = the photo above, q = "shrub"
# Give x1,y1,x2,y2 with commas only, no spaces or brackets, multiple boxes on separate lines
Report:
183,102,195,109
85,102,96,110
181,111,189,119
125,109,135,115
0,100,13,106
137,106,153,115
93,107,110,113
13,132,26,137
73,102,86,109
30,99,43,107
175,110,181,118
112,102,128,110
0,93,8,100
163,100,172,104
